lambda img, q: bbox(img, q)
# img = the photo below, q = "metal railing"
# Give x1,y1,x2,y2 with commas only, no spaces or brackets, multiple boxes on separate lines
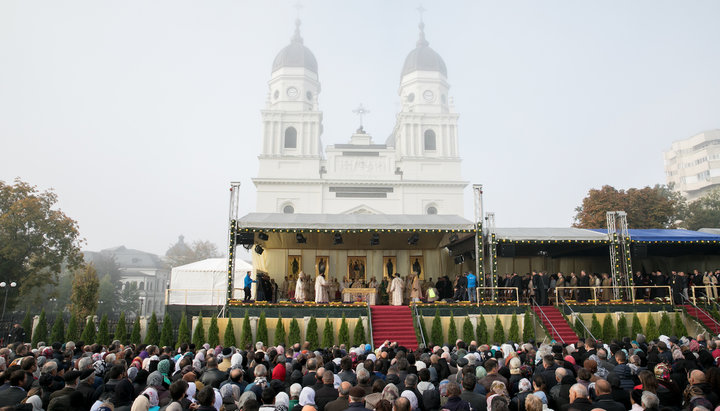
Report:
412,303,426,347
691,285,720,306
367,303,374,350
558,295,596,341
554,285,673,306
475,287,521,306
681,291,720,331
532,297,566,344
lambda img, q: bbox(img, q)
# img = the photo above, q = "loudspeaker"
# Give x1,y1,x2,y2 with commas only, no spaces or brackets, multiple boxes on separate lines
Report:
236,232,254,245
499,243,516,257
632,244,647,258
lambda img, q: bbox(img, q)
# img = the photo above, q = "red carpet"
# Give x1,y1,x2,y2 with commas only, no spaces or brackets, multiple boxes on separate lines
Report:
370,305,418,350
532,305,578,344
681,305,720,334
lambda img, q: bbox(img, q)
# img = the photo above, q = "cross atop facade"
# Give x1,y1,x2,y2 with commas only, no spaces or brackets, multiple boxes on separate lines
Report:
352,104,370,129
417,5,426,22
293,1,303,19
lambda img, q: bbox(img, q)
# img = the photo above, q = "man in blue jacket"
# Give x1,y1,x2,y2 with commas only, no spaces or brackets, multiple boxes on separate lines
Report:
243,272,255,302
466,272,477,302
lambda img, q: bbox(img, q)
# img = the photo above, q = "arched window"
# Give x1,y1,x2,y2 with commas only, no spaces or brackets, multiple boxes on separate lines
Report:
427,206,438,215
139,282,145,291
424,129,436,151
283,204,295,214
284,127,297,148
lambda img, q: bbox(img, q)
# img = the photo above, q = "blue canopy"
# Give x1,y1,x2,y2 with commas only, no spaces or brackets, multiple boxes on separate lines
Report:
589,228,720,242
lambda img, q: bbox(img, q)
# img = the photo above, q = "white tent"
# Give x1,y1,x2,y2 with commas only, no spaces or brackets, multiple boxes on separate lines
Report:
168,258,253,306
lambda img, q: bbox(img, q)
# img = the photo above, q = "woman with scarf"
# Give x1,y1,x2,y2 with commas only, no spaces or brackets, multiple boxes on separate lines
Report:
297,386,316,411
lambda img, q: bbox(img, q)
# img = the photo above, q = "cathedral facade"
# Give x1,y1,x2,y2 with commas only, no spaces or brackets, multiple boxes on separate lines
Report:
253,20,467,217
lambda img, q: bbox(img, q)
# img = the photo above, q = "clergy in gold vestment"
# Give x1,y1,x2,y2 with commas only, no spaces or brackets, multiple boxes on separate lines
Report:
295,272,306,302
388,273,405,306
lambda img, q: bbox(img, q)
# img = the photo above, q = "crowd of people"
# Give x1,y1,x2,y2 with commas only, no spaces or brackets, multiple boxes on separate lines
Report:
3,320,720,411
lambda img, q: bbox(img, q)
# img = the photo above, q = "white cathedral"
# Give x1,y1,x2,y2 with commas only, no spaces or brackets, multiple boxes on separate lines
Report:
253,20,467,216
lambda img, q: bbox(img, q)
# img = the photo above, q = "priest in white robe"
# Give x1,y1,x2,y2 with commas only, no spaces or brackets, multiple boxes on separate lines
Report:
389,273,405,306
295,272,306,302
315,274,328,303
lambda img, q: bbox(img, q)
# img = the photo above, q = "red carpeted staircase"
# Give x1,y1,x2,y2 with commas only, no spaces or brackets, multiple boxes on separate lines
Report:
532,305,578,344
681,305,720,334
370,305,418,350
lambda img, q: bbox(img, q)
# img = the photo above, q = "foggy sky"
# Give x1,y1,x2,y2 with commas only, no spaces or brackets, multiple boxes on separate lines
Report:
1,0,719,256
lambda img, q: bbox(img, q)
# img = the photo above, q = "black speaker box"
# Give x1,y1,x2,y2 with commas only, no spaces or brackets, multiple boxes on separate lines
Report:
632,244,647,258
499,243,516,257
236,232,255,245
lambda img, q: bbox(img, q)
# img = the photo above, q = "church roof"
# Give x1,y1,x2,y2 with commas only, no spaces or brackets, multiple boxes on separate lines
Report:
401,22,447,78
272,19,318,74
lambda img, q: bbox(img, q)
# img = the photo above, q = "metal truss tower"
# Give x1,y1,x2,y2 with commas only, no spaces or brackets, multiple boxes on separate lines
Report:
606,211,632,299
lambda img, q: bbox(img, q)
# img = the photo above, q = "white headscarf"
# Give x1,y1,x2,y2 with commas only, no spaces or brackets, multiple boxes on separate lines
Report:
213,388,223,411
299,387,316,406
25,395,43,411
186,382,197,403
401,391,418,410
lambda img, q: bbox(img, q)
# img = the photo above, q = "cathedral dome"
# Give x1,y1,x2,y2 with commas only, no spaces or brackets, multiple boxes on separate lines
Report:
401,22,447,77
272,20,318,74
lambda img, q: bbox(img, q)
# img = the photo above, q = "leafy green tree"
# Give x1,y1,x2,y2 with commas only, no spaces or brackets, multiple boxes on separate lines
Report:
338,314,350,347
462,317,474,342
476,315,488,344
115,312,127,343
131,316,142,344
32,309,48,346
241,311,252,347
674,312,688,337
508,313,520,342
616,313,629,339
119,282,141,317
207,315,220,347
573,184,685,229
97,314,110,346
288,318,301,345
523,311,534,342
67,313,79,342
0,179,83,308
493,316,505,343
645,313,658,341
631,312,643,338
256,312,268,345
81,317,96,344
658,312,672,336
353,318,366,347
224,314,236,347
306,317,319,349
323,317,334,348
602,313,616,342
22,310,33,336
70,265,100,321
50,312,65,343
684,188,720,230
177,314,190,347
274,315,286,346
192,313,205,347
145,312,159,345
447,312,458,344
431,309,443,345
590,314,602,339
160,313,174,347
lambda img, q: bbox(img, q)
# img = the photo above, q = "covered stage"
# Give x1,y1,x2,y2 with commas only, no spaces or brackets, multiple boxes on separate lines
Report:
227,212,477,302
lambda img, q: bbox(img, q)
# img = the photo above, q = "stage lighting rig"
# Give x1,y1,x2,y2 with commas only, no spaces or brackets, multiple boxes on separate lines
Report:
254,244,264,255
370,233,380,246
296,233,306,244
333,233,343,245
258,232,269,241
408,233,419,246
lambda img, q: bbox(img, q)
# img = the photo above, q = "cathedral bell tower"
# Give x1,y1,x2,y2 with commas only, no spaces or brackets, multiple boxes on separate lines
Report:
254,19,325,214
259,19,323,166
391,22,459,160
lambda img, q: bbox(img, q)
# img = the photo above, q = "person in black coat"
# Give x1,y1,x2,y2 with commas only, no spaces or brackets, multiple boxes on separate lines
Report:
577,271,590,303
591,380,625,411
315,371,339,411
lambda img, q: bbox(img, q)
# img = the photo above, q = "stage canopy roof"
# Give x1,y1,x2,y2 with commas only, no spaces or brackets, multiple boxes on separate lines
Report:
494,228,610,242
587,228,720,242
236,213,475,231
